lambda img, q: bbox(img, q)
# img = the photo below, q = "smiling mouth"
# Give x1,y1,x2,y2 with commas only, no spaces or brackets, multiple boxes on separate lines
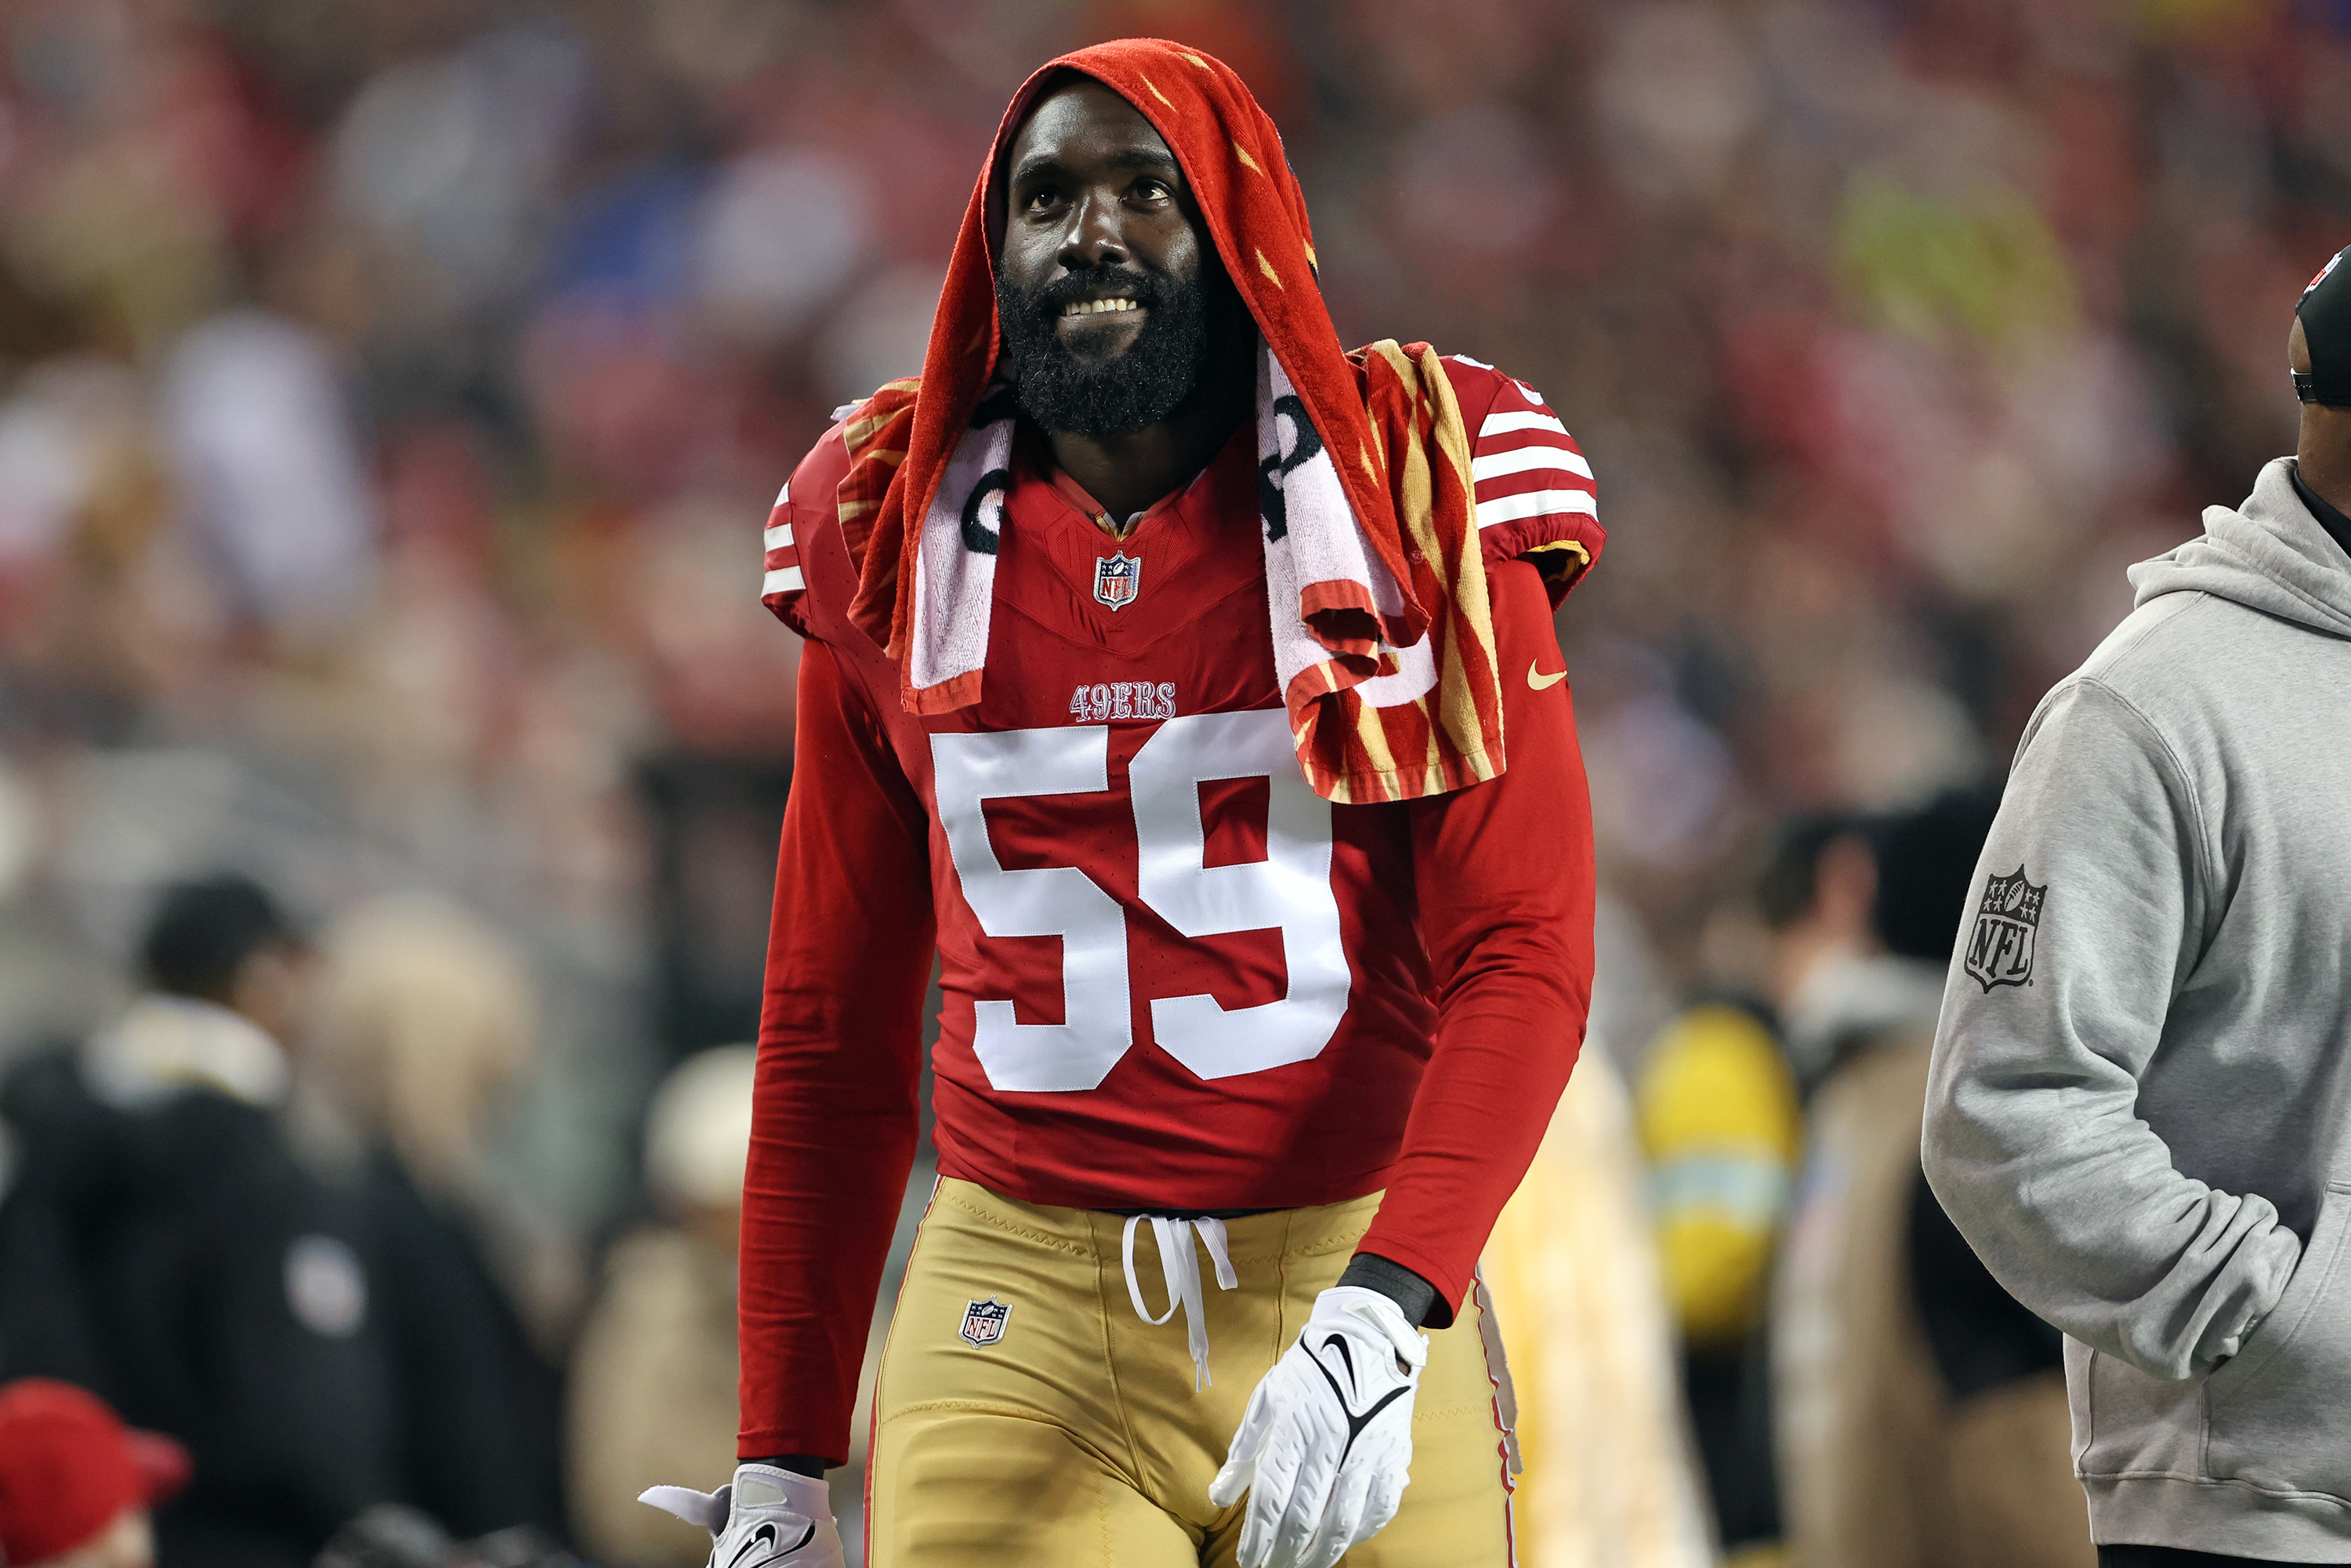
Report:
1061,296,1142,318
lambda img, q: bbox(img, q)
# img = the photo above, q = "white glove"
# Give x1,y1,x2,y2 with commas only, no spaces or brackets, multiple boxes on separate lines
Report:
1208,1285,1428,1568
640,1463,847,1568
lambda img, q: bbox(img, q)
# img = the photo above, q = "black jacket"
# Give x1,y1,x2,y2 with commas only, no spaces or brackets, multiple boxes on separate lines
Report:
0,1048,573,1561
0,1048,400,1567
364,1153,567,1541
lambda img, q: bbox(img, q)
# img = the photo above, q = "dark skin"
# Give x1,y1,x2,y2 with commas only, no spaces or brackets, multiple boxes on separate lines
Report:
2293,316,2351,513
998,80,1255,526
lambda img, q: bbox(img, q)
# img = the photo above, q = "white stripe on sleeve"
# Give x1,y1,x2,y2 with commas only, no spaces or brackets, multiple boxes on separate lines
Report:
1476,488,1599,529
1479,410,1570,440
762,565,806,596
764,521,795,551
1472,444,1594,483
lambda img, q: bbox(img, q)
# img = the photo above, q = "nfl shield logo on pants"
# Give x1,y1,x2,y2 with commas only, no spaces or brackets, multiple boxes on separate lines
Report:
1093,551,1140,612
960,1296,1011,1347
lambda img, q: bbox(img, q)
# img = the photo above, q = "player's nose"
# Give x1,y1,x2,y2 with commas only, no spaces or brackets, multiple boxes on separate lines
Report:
1056,186,1129,273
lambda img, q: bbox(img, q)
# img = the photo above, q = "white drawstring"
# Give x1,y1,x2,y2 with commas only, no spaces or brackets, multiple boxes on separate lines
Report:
1121,1214,1240,1390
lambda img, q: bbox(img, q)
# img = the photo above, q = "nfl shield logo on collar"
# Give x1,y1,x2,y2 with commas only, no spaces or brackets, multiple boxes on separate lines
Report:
1964,867,2045,992
1094,551,1141,612
960,1296,1011,1347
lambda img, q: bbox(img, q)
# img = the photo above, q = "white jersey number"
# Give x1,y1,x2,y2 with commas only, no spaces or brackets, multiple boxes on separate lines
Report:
929,709,1348,1092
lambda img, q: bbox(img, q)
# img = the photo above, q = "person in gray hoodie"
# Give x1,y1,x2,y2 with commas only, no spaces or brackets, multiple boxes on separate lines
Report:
1923,246,2351,1568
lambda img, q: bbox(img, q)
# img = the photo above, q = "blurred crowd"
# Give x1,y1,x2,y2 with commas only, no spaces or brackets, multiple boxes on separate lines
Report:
0,0,2344,1564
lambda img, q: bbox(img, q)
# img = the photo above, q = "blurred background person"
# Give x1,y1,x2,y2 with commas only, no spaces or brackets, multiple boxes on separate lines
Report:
1628,813,1878,1563
311,893,571,1545
0,877,404,1568
1636,1034,1795,1544
1764,812,1943,1099
1483,1049,1720,1568
1772,791,2085,1568
0,1377,190,1568
567,1045,755,1567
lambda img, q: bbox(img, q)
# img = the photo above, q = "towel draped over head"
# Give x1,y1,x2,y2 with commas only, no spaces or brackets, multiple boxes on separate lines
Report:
827,38,1596,804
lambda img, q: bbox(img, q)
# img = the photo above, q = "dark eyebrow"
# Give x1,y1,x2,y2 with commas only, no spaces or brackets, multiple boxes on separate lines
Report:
1009,147,1180,189
1009,154,1070,188
1107,147,1179,176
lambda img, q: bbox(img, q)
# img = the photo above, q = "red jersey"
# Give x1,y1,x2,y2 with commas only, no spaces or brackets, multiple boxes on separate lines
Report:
739,357,1599,1463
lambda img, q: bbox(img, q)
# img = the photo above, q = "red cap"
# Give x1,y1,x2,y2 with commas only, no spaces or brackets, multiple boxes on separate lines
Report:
0,1379,190,1566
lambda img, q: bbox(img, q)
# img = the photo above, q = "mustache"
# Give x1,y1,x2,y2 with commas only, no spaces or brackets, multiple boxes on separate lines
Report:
1014,263,1169,320
994,257,1214,438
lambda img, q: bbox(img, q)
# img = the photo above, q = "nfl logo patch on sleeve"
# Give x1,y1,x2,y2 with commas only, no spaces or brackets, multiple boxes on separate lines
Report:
960,1296,1012,1347
1093,551,1140,611
1964,867,2045,992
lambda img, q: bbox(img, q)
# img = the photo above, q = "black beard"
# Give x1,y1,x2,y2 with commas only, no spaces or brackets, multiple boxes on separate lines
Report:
994,262,1212,438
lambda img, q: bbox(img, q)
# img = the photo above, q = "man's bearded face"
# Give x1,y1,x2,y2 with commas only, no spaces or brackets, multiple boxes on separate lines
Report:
995,258,1213,439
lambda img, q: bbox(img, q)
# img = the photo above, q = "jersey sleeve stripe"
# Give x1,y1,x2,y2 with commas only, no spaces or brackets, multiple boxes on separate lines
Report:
1471,445,1594,483
1476,489,1598,529
765,520,795,551
763,564,806,596
1479,410,1570,440
1455,364,1600,585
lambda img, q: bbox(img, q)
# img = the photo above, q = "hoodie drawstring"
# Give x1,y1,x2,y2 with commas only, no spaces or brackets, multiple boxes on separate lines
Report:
1121,1214,1239,1390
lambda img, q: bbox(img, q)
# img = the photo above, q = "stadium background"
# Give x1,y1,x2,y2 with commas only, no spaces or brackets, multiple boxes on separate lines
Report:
0,0,2342,1563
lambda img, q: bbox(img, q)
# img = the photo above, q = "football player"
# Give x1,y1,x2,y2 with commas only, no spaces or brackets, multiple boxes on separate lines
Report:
645,38,1602,1568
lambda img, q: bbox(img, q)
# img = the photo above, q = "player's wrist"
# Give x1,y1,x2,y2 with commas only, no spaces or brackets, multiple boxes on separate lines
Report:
742,1454,828,1479
1335,1251,1438,1330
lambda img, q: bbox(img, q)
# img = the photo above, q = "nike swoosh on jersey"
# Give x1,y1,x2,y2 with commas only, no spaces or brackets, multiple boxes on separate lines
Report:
1527,661,1568,690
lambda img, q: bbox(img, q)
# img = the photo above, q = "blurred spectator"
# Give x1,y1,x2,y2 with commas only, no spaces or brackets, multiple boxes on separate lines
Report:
637,752,793,1056
1636,996,1800,1559
1482,1052,1718,1568
1630,815,1870,1558
567,1045,756,1567
0,1377,190,1568
0,877,403,1568
1639,1003,1801,1356
311,1502,584,1568
158,309,376,643
1771,791,2087,1568
1764,812,1940,1096
312,896,570,1544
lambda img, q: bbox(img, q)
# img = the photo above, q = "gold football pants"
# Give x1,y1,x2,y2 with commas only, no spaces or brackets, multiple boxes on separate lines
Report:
868,1178,1516,1566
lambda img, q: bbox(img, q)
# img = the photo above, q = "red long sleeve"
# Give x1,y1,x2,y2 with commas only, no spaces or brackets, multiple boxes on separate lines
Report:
736,640,936,1464
1355,559,1598,1325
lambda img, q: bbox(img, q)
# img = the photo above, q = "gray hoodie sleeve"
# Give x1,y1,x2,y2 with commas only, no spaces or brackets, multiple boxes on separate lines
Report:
1922,677,2300,1381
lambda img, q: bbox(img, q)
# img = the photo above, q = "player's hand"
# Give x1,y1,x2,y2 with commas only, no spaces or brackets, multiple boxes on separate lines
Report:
639,1463,846,1568
1208,1285,1428,1568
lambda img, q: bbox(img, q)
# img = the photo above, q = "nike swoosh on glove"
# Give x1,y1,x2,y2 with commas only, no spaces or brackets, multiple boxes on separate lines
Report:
640,1463,847,1568
1208,1284,1429,1568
